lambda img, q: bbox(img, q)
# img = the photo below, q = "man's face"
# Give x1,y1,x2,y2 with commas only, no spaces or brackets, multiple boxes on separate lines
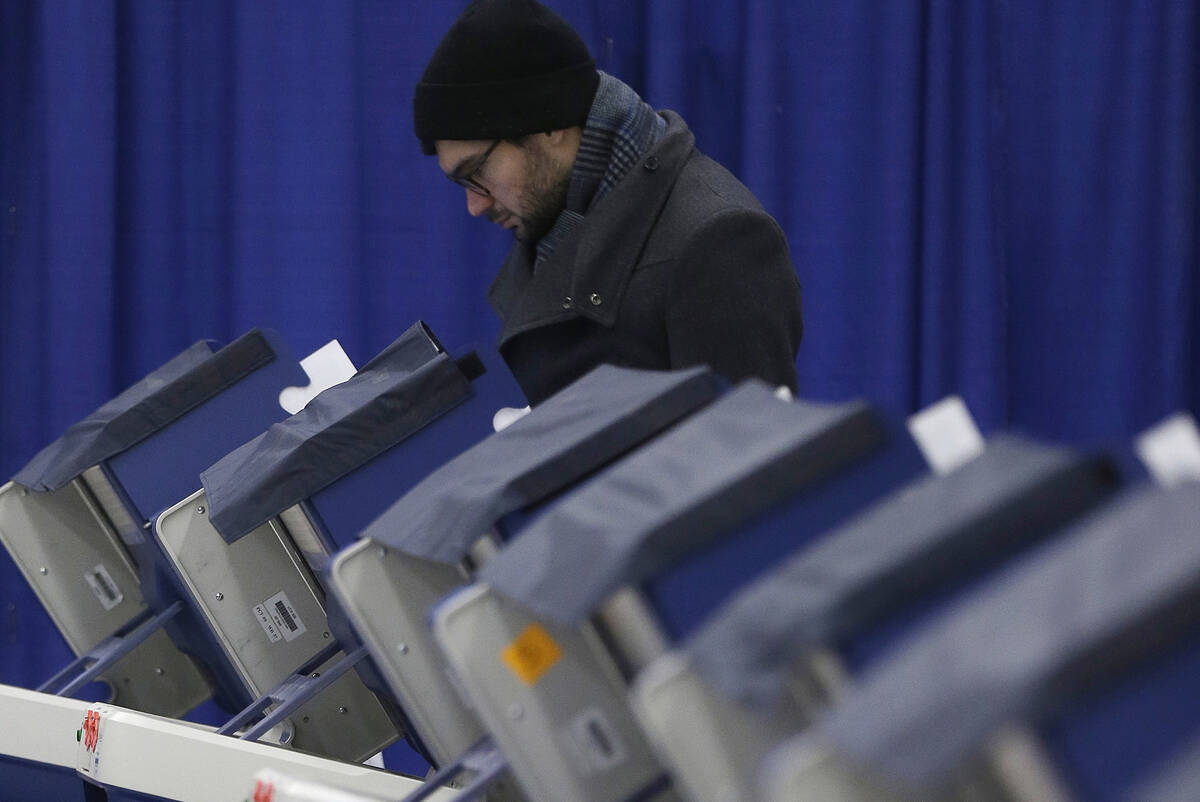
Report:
436,136,570,243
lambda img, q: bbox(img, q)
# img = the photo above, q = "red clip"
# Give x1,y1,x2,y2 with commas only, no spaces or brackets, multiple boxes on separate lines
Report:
84,710,101,751
252,780,274,802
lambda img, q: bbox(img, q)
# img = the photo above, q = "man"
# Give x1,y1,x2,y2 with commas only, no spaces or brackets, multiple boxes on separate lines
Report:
414,0,803,405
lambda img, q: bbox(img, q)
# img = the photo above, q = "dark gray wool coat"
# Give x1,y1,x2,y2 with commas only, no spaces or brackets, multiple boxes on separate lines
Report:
488,111,803,405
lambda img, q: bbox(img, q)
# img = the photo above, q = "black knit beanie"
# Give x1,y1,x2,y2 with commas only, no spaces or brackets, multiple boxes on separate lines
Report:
414,0,600,155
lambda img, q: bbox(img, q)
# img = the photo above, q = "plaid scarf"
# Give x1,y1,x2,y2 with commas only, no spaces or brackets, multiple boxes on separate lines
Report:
534,72,666,267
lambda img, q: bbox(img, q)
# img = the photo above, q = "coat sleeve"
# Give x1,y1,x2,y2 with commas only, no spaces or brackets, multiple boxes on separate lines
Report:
665,208,804,392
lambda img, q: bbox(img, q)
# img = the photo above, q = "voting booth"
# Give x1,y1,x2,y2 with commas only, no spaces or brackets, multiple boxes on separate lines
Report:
423,380,950,800
329,363,725,794
150,322,528,765
630,436,1125,802
4,320,1200,802
0,330,311,719
763,482,1200,802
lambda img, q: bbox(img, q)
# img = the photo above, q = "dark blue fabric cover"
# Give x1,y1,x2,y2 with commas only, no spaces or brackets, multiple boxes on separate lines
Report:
686,436,1120,707
479,381,882,624
1133,735,1200,802
13,331,275,492
821,483,1200,788
365,364,723,563
201,322,469,543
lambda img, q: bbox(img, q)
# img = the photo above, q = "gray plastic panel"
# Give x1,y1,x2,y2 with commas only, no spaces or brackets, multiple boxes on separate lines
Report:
328,539,485,767
633,653,811,802
0,480,143,653
0,480,211,716
433,584,676,802
155,490,398,761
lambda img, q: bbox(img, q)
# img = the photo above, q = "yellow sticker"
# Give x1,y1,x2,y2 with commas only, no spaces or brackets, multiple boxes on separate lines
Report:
501,623,563,685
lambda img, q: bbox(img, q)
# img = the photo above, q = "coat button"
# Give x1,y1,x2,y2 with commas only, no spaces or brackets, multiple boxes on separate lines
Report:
589,293,602,306
644,156,658,171
562,296,573,309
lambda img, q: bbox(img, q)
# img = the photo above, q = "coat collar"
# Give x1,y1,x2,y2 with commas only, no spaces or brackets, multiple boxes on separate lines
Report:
489,111,695,349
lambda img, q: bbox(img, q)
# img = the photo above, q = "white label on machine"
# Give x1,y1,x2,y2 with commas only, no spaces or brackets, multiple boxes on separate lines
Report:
561,706,627,775
84,564,124,611
907,395,986,475
254,603,284,643
255,590,307,644
492,405,532,432
1136,413,1200,487
278,340,358,414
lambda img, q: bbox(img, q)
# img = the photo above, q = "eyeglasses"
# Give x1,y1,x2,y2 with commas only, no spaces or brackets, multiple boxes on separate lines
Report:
447,139,501,197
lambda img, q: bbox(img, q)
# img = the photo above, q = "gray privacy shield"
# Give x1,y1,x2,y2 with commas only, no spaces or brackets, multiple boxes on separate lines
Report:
201,322,468,543
479,381,883,626
819,483,1200,788
364,364,723,563
13,331,275,492
685,435,1121,709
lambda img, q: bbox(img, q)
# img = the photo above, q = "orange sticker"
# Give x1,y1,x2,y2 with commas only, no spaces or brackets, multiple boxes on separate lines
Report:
501,623,563,685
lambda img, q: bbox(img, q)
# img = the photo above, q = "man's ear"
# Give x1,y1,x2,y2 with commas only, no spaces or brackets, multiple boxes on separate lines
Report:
542,127,583,156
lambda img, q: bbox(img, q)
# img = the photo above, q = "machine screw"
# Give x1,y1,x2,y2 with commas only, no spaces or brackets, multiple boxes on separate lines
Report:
322,631,331,639
214,592,224,601
39,567,48,575
311,672,320,678
196,505,205,514
337,706,348,715
397,642,409,655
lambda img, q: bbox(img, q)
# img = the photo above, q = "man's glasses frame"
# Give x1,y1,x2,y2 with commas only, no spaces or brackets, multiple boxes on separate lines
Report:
448,139,501,197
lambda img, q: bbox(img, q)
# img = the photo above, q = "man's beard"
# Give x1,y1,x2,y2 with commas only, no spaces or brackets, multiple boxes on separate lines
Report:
512,147,571,244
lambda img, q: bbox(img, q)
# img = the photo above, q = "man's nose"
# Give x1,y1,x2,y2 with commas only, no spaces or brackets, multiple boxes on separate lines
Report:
466,190,491,217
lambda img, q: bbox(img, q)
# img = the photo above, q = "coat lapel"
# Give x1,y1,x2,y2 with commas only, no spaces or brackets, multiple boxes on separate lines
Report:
490,112,696,349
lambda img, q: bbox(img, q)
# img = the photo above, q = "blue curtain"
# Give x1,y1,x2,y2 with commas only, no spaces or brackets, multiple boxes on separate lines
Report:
2,1,1197,688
